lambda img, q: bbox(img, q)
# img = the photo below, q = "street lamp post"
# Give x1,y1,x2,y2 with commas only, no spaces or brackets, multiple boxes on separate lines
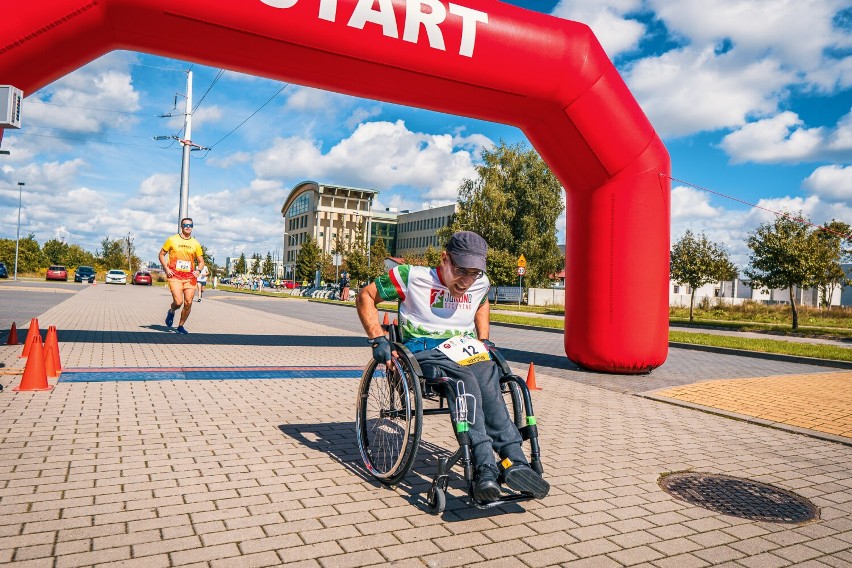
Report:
13,181,24,281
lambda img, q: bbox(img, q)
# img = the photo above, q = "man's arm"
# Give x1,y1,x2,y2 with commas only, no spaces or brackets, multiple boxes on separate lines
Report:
474,299,490,341
158,249,172,278
356,282,397,365
356,283,386,340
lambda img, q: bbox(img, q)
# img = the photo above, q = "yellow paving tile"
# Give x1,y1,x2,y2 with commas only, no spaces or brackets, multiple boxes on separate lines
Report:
653,372,852,440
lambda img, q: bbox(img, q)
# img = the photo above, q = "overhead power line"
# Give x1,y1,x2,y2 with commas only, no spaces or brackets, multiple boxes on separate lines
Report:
209,84,290,149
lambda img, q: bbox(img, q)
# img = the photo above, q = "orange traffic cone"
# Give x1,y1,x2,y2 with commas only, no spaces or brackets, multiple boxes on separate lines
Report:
526,362,541,390
45,326,62,372
382,312,389,326
6,322,19,345
43,340,59,379
19,318,40,358
13,336,52,391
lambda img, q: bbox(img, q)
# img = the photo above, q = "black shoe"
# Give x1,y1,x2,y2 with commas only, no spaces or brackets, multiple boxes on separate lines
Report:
502,462,549,499
473,465,501,503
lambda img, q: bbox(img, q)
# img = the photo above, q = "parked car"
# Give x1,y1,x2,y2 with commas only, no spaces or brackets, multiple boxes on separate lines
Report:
45,265,68,281
105,269,127,285
74,265,96,283
0,262,7,278
131,270,152,285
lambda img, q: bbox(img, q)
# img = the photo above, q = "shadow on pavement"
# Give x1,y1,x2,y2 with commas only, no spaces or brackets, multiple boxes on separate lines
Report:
277,422,526,519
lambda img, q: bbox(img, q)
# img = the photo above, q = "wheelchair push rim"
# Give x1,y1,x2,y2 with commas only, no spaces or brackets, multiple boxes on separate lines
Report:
355,356,423,485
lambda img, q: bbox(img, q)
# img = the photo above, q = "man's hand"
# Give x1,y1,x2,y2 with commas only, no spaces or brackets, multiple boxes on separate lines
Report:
369,336,393,365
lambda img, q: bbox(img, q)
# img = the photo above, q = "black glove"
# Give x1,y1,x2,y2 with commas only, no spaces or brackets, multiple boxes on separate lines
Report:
369,336,392,365
482,339,496,350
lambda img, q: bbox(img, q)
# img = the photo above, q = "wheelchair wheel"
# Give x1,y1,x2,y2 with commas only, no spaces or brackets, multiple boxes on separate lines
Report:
356,356,423,485
502,379,525,430
427,485,446,515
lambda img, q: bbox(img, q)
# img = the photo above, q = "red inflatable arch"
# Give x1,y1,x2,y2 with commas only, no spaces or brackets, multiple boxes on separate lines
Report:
1,0,670,373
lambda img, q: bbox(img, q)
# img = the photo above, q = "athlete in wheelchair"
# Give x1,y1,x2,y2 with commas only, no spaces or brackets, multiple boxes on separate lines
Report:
355,231,549,512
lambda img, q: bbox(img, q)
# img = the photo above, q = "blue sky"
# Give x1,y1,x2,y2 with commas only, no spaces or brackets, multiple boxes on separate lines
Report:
1,0,850,269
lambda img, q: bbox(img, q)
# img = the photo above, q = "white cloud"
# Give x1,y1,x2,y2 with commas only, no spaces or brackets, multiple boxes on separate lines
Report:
252,120,489,200
649,0,851,89
284,86,338,112
551,0,646,57
626,46,793,138
671,185,723,218
720,108,852,163
802,165,852,201
720,112,824,163
208,151,251,169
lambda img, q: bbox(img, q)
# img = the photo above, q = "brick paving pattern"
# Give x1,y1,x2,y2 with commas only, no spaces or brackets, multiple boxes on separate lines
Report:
650,372,852,438
0,285,850,566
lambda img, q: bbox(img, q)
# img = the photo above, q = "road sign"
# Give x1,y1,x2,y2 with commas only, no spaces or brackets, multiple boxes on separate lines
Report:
517,254,526,268
517,266,525,276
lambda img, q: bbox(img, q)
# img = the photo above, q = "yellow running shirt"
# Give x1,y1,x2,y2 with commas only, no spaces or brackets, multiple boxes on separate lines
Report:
161,235,203,280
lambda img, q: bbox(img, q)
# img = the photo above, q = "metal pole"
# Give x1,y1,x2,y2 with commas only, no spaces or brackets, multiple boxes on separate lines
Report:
178,70,193,224
14,182,24,281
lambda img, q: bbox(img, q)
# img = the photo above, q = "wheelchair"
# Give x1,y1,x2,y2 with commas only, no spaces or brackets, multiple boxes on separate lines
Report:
355,322,545,514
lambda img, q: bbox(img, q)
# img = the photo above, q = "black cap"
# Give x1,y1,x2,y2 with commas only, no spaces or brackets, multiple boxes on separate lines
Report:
446,231,487,271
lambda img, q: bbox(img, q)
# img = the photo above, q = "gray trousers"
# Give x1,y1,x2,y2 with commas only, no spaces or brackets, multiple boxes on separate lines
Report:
413,349,526,469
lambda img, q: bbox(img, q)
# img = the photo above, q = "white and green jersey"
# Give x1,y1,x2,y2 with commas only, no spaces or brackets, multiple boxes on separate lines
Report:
374,264,490,342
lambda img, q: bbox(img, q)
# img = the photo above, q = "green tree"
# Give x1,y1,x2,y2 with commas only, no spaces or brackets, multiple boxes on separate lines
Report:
368,237,389,281
670,230,738,322
98,237,127,270
812,220,852,307
249,253,261,276
438,140,564,287
262,252,275,278
744,213,822,329
64,244,97,269
0,235,46,273
296,236,322,283
43,239,69,265
344,220,370,286
234,253,247,275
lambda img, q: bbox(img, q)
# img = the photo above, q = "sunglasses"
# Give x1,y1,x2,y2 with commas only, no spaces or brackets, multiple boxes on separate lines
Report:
182,223,193,228
447,255,485,280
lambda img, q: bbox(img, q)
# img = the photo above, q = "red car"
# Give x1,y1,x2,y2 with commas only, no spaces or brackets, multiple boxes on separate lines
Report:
45,265,68,281
132,271,152,285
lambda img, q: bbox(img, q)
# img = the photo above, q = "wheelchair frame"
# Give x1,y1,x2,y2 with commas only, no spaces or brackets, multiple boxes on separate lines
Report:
355,323,544,514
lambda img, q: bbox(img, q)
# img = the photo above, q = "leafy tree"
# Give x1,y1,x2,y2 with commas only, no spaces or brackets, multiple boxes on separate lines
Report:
247,253,260,276
486,248,521,295
438,140,564,287
344,220,370,286
812,220,852,306
296,235,322,283
402,245,442,267
64,244,97,269
368,237,389,281
670,230,738,322
43,239,69,265
262,252,275,278
0,235,46,273
234,253,247,275
98,237,128,271
744,213,822,329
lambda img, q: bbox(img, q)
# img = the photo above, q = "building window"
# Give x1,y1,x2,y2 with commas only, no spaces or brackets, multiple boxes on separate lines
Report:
673,285,680,293
287,193,310,217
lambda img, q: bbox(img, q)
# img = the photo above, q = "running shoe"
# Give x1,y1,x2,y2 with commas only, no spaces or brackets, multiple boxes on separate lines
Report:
165,310,175,327
175,326,189,334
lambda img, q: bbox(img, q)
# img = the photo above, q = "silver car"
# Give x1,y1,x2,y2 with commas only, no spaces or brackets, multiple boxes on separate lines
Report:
105,269,127,285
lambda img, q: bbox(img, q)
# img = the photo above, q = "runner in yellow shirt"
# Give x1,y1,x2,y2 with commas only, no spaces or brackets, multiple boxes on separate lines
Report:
158,217,205,334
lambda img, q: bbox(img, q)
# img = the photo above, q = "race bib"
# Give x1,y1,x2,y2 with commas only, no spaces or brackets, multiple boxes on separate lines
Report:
437,336,490,366
175,260,192,271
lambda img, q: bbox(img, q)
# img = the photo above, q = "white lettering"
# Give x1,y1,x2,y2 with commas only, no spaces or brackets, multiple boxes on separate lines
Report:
403,0,446,52
259,0,488,57
260,0,299,7
449,3,487,57
348,0,399,38
318,0,337,21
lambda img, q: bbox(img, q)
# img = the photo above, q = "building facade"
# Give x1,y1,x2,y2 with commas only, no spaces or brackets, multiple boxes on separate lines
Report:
394,203,457,257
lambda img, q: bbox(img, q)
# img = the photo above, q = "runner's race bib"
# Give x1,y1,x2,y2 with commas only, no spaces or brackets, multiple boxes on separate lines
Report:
175,260,192,271
437,336,491,366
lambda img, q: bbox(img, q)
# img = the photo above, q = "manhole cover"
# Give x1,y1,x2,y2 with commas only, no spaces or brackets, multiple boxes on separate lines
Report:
659,472,818,524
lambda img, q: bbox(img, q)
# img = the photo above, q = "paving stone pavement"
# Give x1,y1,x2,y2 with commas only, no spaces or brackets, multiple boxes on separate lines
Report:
0,285,850,567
